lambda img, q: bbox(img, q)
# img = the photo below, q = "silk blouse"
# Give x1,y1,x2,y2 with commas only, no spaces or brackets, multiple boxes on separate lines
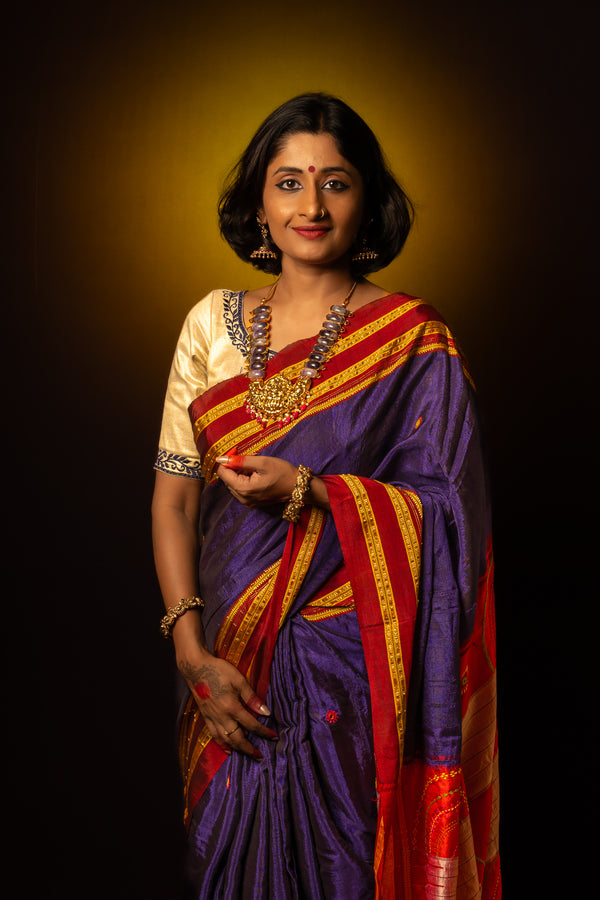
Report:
154,289,250,479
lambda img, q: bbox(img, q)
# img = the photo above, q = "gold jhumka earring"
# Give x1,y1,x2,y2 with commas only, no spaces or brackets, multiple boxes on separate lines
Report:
250,218,278,260
351,233,378,262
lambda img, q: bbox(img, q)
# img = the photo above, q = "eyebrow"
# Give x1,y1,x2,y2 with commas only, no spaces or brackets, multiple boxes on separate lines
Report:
271,165,353,176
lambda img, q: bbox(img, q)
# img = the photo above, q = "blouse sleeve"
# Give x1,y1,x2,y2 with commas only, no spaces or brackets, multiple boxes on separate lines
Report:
154,294,213,479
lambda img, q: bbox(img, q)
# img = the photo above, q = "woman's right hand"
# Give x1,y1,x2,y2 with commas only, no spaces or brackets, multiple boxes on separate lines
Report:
176,649,277,759
151,470,277,757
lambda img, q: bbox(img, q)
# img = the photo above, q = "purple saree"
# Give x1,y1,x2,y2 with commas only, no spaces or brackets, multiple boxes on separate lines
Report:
179,293,500,898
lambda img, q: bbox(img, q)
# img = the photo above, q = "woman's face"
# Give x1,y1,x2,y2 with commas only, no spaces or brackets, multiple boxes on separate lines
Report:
259,131,365,270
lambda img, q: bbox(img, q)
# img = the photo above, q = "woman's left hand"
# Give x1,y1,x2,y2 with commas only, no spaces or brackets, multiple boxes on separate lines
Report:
216,455,299,508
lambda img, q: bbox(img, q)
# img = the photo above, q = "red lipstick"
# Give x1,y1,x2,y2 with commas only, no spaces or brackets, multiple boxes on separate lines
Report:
292,227,330,239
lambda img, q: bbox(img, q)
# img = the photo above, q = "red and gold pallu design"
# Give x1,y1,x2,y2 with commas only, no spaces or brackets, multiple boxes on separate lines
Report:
185,293,501,898
323,478,500,899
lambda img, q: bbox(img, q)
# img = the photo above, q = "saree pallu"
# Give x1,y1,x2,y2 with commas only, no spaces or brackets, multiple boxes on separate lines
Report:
183,293,500,899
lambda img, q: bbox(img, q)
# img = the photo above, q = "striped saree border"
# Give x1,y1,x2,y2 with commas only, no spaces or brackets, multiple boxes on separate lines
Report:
189,295,471,481
322,474,423,900
214,561,279,666
179,506,326,829
338,476,420,758
397,536,500,898
300,580,355,621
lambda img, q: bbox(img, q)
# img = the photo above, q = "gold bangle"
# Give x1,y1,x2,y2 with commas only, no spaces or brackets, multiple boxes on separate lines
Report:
282,465,313,523
160,596,204,639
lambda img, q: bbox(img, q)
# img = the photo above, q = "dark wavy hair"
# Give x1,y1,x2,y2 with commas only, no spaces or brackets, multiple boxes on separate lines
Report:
218,93,414,276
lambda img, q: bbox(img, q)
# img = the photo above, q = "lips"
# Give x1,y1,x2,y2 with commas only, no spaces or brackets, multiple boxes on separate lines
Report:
292,227,331,239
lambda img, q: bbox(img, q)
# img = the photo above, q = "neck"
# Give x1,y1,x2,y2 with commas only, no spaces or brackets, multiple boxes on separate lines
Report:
274,258,358,308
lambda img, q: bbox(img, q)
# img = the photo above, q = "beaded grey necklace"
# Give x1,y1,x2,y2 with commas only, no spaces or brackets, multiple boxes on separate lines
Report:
245,280,358,428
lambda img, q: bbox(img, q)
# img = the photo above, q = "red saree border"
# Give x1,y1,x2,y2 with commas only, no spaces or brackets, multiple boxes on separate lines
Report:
399,541,501,898
179,506,327,829
322,478,500,899
189,293,470,482
322,475,423,900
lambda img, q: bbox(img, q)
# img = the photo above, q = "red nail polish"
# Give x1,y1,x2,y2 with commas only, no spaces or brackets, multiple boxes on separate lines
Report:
252,749,263,761
266,729,278,741
224,454,246,469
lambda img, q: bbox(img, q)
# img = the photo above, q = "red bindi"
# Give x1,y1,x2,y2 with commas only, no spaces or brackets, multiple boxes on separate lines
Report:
194,682,211,700
308,165,315,172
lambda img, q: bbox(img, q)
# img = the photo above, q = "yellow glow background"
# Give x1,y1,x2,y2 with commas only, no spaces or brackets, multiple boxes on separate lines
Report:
30,0,533,382
12,3,593,895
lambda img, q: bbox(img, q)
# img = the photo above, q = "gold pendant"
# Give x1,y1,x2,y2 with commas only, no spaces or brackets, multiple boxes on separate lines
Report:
245,374,311,428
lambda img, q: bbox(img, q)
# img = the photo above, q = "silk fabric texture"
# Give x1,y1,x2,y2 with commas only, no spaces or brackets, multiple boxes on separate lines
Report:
173,292,500,899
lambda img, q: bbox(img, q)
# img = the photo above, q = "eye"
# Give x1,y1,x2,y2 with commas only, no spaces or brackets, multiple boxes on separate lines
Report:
275,178,302,191
322,179,349,192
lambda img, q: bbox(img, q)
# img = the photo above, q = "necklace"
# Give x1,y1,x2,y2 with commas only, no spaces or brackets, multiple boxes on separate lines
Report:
245,280,358,428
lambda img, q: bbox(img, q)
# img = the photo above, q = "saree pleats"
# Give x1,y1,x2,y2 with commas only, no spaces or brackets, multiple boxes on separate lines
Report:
181,293,500,898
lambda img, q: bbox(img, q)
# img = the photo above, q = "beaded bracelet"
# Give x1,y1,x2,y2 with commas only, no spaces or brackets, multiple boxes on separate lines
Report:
160,596,205,639
282,465,313,523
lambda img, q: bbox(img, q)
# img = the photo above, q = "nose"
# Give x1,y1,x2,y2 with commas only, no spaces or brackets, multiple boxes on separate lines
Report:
300,184,327,220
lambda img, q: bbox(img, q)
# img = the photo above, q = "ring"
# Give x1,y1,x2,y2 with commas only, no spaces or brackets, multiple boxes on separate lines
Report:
224,724,241,737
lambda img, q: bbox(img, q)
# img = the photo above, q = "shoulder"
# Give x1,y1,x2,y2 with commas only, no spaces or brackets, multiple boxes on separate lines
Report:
183,289,242,324
380,292,451,330
388,294,473,387
177,289,243,341
371,292,469,371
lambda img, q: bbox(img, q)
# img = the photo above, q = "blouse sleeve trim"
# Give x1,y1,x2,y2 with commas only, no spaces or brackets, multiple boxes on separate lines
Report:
154,449,203,480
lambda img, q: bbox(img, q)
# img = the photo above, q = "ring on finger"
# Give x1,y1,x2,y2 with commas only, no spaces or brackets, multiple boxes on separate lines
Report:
224,724,241,737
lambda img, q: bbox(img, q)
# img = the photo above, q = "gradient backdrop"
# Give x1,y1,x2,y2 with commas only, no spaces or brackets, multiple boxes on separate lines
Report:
8,1,594,897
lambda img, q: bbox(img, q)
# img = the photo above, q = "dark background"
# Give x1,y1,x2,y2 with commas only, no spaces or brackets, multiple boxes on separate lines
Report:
6,1,595,896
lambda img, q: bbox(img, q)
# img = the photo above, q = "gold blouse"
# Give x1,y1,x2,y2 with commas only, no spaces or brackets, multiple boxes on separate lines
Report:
154,289,249,479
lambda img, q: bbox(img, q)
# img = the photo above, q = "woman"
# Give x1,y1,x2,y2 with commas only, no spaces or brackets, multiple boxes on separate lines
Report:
152,93,500,899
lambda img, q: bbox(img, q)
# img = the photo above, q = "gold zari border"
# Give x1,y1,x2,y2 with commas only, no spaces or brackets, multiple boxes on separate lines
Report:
278,507,326,627
339,475,413,753
193,303,469,478
300,580,354,621
383,486,422,597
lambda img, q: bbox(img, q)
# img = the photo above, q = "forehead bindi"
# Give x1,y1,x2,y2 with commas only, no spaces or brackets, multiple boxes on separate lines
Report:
268,133,352,174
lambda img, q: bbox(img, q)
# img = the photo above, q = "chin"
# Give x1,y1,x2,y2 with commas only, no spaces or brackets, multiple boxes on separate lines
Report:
284,245,353,269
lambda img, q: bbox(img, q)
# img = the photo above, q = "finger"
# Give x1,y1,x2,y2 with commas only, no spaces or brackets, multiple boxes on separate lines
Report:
213,719,258,758
225,486,256,509
194,687,276,742
222,722,243,738
217,466,254,491
224,721,270,760
234,736,263,760
229,707,278,741
215,454,247,469
202,719,232,754
240,687,271,717
214,446,238,467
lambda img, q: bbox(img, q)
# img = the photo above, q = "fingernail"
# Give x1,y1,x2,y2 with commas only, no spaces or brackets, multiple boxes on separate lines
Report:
259,704,271,716
266,729,278,741
223,454,247,469
215,456,229,464
252,749,263,761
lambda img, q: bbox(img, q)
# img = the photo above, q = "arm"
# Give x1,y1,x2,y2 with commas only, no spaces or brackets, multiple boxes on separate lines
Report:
151,469,204,648
151,470,276,756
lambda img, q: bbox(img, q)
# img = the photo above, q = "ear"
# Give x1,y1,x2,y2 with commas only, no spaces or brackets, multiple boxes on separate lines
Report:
256,208,266,225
